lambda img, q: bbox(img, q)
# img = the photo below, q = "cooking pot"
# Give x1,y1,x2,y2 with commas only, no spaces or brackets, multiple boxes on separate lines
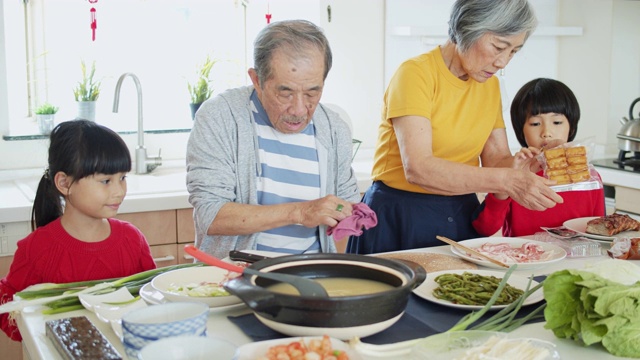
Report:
223,253,426,339
618,97,640,152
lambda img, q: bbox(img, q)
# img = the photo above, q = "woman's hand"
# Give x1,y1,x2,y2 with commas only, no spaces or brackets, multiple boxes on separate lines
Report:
505,169,563,211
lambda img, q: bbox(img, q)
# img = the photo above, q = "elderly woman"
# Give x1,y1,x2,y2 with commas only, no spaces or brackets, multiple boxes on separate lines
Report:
347,0,564,254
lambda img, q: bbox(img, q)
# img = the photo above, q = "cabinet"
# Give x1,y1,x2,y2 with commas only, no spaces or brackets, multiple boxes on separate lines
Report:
615,186,640,216
116,208,197,266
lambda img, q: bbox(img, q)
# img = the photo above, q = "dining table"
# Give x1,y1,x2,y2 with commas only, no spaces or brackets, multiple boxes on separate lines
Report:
15,238,640,360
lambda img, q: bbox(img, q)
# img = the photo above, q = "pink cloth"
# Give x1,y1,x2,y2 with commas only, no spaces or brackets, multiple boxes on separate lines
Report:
327,203,378,240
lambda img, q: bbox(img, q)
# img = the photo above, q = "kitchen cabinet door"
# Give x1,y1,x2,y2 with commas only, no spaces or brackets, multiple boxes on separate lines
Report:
176,208,195,244
0,256,23,360
116,210,177,246
149,244,178,267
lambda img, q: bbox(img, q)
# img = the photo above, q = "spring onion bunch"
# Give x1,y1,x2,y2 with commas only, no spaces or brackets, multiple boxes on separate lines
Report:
350,265,547,358
0,263,204,315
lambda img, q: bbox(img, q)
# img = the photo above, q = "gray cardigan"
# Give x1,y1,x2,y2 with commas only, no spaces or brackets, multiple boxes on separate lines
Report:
186,86,361,259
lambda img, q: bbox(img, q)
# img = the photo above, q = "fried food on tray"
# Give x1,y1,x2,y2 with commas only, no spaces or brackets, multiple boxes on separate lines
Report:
543,145,590,184
586,213,640,236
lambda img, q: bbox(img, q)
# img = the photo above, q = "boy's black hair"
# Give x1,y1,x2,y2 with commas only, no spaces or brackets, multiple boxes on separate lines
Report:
31,119,132,230
510,78,580,148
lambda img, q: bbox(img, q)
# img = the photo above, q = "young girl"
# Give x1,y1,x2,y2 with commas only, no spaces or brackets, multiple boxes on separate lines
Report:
0,120,156,341
472,78,605,237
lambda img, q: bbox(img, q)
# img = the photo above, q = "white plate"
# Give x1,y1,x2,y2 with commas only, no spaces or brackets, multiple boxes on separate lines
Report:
449,237,566,270
139,283,245,312
563,217,640,241
150,266,244,308
409,330,560,360
139,282,167,305
78,287,147,323
412,269,543,310
234,336,361,360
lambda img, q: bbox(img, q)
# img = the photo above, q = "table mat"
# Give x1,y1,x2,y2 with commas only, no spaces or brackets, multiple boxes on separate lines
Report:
228,276,546,344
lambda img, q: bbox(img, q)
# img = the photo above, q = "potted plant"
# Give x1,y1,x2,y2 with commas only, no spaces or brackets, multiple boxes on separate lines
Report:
187,55,217,120
34,102,59,135
73,60,101,121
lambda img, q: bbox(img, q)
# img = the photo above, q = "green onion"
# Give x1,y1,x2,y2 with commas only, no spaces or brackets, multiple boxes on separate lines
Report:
350,264,548,357
0,262,204,315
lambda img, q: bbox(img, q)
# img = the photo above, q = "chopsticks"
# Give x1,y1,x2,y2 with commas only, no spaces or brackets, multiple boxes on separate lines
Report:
436,235,509,268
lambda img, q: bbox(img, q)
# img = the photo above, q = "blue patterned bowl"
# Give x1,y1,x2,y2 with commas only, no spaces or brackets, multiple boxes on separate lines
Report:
121,302,209,359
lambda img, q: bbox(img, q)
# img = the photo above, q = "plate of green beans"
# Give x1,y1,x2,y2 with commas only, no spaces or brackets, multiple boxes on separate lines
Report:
413,269,543,310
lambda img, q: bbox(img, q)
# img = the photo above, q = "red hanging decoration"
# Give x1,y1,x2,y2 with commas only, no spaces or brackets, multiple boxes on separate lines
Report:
90,7,97,41
265,2,272,24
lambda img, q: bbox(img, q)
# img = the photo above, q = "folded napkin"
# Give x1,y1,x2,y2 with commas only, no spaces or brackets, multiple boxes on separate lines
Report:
228,276,547,345
327,202,378,240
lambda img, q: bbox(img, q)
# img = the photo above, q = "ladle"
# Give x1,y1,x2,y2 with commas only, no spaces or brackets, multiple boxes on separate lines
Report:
183,245,328,297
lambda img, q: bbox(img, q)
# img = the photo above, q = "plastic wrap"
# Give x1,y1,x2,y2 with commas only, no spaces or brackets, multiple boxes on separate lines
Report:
533,232,604,258
535,137,603,193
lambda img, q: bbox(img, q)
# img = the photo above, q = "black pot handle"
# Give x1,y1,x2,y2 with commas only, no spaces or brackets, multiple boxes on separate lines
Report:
224,278,283,316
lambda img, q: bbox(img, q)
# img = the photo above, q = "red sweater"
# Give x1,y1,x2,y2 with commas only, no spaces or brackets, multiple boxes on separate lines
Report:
0,218,156,341
473,171,606,237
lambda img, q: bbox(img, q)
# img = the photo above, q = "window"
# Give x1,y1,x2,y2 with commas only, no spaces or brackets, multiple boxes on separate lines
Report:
2,0,320,136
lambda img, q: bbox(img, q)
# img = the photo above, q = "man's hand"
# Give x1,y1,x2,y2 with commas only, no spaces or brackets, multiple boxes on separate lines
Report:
293,195,353,228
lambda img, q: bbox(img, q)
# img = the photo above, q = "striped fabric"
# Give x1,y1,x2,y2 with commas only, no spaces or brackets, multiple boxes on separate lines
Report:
251,92,321,254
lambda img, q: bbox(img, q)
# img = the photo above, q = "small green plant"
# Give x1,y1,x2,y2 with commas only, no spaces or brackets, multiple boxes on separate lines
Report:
35,102,59,115
73,60,101,101
188,55,217,104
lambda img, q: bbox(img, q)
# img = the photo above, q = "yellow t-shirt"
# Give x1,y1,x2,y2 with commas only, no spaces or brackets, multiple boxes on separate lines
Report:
372,46,505,194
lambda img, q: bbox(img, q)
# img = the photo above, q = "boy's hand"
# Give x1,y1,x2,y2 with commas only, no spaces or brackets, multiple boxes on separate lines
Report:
513,147,542,173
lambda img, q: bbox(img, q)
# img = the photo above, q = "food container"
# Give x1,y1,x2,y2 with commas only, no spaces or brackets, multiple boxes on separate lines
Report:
121,302,209,359
150,265,243,308
223,253,426,339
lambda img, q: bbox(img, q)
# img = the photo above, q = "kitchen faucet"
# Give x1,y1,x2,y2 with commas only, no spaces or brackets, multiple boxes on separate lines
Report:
112,73,162,174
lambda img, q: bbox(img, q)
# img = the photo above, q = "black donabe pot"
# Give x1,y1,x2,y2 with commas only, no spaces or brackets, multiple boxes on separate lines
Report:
223,253,426,329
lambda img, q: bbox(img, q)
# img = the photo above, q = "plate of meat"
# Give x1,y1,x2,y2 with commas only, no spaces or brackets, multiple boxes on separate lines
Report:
449,238,566,270
563,214,640,241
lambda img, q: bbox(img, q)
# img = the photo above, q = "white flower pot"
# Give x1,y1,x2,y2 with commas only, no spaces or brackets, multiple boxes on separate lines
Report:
36,114,56,135
77,101,97,122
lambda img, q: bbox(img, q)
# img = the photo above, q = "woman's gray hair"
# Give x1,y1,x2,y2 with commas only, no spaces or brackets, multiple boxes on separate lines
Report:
253,19,332,86
448,0,538,53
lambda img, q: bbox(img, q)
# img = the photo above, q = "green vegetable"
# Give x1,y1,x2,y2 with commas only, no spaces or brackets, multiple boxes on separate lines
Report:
0,263,204,315
543,268,640,358
433,272,525,306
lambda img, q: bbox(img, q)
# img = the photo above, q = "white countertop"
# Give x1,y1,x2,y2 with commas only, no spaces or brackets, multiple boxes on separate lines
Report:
16,244,639,360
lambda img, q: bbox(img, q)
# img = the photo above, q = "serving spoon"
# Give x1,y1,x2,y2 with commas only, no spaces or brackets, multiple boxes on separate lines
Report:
183,245,329,297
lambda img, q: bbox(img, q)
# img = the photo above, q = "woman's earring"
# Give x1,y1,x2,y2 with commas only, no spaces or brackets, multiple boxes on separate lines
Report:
500,69,505,76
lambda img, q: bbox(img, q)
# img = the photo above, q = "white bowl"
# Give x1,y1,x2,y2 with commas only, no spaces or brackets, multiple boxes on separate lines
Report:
121,302,209,359
151,265,243,308
235,336,361,360
138,335,237,360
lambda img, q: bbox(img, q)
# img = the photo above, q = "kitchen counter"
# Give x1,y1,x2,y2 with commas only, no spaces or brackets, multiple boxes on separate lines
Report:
15,244,640,360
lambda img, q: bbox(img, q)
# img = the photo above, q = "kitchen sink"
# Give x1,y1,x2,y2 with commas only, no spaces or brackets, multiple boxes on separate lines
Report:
13,167,188,201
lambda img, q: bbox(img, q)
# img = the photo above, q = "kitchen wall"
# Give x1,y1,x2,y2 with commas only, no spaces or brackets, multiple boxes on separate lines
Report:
0,0,638,172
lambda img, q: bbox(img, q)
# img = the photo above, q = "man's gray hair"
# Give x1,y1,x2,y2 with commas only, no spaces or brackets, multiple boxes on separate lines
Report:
448,0,538,53
253,19,332,86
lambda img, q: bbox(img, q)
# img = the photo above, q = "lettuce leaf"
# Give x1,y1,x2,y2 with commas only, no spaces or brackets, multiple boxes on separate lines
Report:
544,268,640,357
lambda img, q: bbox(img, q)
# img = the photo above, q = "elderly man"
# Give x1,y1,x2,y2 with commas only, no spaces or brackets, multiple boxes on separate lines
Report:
186,20,360,259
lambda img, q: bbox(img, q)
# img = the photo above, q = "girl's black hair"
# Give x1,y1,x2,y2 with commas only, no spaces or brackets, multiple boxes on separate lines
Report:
510,78,581,148
31,119,131,230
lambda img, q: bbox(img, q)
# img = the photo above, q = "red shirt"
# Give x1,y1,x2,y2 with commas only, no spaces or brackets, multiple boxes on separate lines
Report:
473,171,606,237
0,218,156,341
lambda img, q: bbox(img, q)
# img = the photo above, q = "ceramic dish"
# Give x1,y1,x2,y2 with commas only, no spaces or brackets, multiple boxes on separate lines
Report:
139,283,244,312
563,217,640,241
138,335,237,360
412,269,543,310
151,266,243,308
78,287,148,341
409,330,560,360
79,287,147,322
234,336,361,360
449,237,566,270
